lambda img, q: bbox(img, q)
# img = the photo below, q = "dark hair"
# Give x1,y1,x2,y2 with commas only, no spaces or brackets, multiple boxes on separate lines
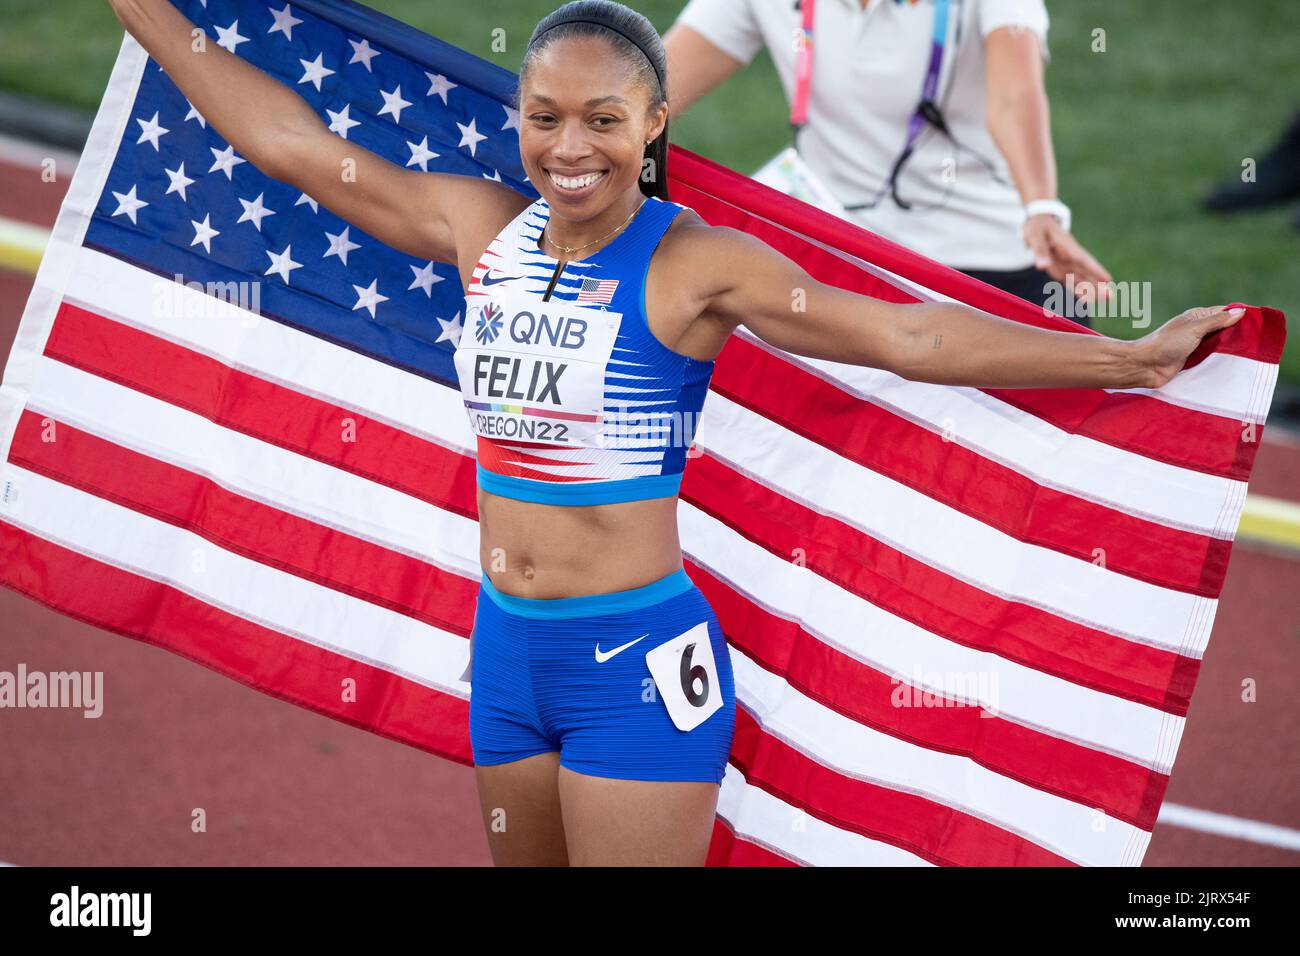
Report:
520,0,670,201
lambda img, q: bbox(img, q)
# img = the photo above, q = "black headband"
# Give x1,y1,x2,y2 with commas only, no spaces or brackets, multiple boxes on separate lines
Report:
534,16,665,93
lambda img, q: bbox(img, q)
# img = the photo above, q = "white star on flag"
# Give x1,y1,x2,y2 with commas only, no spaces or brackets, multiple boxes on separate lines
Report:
298,53,335,91
424,72,457,104
214,20,249,54
407,261,444,296
265,245,303,284
327,103,361,139
501,105,520,133
135,111,169,150
184,100,206,128
268,4,303,41
435,311,463,345
295,192,319,213
237,192,276,230
348,37,381,71
190,214,219,254
208,144,247,179
164,162,196,200
405,136,439,172
456,117,487,157
351,279,389,318
323,227,361,266
378,85,412,125
110,185,148,224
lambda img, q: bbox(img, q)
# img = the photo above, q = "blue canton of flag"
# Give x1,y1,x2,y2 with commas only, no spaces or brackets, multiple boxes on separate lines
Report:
94,0,536,386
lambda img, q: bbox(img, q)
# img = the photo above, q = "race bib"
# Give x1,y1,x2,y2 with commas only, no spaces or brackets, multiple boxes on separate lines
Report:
644,622,723,733
453,287,620,447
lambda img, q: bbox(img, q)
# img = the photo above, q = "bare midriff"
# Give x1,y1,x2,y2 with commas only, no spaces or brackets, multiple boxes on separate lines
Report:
477,486,685,598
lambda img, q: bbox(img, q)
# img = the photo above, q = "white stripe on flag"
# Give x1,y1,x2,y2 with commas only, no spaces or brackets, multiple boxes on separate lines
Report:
717,763,933,867
0,465,472,694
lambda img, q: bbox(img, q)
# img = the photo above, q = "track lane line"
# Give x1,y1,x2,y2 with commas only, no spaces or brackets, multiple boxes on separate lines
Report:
1158,802,1300,851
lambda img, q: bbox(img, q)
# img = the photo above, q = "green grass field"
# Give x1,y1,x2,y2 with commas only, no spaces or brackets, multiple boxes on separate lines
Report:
3,0,1296,382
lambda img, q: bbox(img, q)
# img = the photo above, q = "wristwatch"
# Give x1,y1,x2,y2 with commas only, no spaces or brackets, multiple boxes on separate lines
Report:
1024,198,1072,233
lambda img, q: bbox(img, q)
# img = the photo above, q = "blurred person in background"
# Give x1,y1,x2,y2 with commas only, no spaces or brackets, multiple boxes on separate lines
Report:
665,0,1109,325
1203,107,1300,229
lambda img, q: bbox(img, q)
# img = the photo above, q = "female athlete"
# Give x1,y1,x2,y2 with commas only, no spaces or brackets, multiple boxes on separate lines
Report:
107,0,1244,866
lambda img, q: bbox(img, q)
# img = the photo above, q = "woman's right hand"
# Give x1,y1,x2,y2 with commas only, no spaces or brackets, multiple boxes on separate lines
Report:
96,0,526,287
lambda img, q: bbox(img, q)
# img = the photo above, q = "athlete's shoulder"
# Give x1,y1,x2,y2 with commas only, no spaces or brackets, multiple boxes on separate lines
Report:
654,207,772,296
656,206,750,258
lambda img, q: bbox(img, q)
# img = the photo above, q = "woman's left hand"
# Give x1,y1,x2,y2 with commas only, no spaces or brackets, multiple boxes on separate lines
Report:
1130,306,1246,388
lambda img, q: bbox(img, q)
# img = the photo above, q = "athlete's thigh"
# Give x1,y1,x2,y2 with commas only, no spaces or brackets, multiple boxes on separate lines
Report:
474,752,569,866
557,768,720,866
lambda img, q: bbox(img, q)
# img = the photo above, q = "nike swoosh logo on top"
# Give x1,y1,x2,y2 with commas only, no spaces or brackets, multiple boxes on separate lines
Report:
481,271,522,286
594,633,650,663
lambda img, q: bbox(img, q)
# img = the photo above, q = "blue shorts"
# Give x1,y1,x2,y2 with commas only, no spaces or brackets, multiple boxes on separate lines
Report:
467,568,736,784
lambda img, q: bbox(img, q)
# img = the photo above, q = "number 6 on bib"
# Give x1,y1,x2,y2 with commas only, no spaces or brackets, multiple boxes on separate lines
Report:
644,622,724,732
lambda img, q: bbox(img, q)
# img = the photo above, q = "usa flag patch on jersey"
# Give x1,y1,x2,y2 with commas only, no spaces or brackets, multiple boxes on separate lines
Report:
577,277,619,305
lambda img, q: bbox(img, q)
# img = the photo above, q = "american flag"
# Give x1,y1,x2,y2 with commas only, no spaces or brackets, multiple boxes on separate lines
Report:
0,0,1285,866
576,277,620,305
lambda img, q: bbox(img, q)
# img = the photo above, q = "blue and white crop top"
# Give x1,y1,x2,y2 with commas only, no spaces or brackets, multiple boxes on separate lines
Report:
452,195,715,506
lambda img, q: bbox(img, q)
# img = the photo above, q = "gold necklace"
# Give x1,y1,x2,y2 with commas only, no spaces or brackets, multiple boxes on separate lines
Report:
543,198,644,258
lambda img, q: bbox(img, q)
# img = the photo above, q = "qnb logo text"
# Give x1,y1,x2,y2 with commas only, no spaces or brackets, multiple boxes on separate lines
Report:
506,309,590,349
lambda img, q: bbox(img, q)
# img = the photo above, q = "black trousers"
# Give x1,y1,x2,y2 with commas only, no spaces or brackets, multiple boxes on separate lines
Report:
960,265,1092,330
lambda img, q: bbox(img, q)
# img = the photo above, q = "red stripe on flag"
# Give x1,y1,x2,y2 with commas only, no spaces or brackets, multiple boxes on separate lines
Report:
728,706,1077,866
43,300,479,516
707,817,802,867
0,519,473,764
7,409,477,636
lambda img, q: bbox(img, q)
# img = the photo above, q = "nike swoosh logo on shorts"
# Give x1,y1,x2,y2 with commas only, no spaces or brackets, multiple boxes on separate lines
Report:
594,633,650,663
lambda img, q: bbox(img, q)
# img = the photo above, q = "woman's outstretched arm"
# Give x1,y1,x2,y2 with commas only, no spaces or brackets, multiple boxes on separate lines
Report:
105,0,523,267
680,226,1242,390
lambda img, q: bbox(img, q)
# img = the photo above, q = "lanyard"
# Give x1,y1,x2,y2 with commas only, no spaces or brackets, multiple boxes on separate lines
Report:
791,0,956,146
790,0,817,130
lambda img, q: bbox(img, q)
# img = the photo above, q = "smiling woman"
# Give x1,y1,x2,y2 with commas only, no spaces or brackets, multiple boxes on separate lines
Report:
518,5,670,220
104,0,1244,869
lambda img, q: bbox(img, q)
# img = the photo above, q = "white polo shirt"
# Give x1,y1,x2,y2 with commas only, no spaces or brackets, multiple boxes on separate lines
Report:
674,0,1050,270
